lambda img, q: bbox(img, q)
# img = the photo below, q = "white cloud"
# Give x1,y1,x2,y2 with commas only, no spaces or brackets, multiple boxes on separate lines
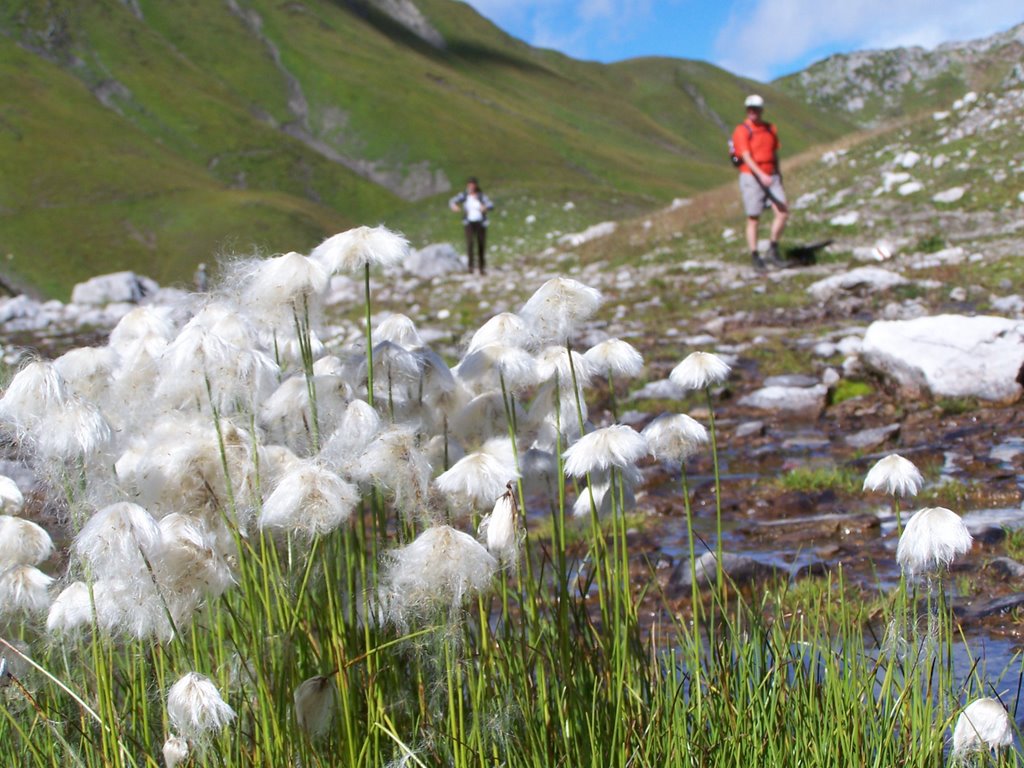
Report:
713,0,1023,80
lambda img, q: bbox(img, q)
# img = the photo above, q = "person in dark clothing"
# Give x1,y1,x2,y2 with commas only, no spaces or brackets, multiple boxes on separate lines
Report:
449,178,494,274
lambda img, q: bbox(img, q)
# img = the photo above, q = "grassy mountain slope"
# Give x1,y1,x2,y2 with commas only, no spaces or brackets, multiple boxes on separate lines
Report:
1,0,850,299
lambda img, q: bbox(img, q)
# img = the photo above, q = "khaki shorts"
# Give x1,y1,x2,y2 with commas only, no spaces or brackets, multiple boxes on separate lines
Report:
739,173,786,217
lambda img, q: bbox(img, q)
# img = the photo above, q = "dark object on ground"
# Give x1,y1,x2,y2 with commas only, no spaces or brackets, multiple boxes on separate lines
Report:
784,239,834,266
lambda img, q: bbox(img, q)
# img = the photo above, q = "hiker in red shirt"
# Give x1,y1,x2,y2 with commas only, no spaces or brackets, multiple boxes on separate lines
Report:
732,94,789,270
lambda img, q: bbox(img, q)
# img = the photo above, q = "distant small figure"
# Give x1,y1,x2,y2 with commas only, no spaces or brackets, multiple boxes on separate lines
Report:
194,262,208,292
448,178,494,274
731,95,789,271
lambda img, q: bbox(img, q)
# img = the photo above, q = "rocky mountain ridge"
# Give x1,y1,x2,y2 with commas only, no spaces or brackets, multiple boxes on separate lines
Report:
776,22,1024,125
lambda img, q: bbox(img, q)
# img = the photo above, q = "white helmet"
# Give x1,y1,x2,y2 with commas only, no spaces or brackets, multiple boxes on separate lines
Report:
744,94,765,109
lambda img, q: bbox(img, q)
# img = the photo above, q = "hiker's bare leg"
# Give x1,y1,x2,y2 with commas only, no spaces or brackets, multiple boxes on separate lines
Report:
769,206,789,242
746,216,760,253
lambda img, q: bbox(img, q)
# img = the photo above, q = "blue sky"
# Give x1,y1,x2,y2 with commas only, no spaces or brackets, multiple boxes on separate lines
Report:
461,0,1023,81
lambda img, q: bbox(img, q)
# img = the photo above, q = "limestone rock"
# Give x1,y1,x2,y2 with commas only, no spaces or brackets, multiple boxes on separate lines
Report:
404,243,463,279
70,272,158,306
738,384,827,417
808,267,907,302
672,551,783,588
860,315,1024,402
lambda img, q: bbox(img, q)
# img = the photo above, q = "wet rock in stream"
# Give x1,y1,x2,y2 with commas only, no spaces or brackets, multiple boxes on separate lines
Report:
668,551,784,591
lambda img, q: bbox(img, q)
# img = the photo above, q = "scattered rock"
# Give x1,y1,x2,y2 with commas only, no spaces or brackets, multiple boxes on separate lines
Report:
403,243,463,279
844,423,900,450
738,384,827,417
671,551,783,589
780,434,831,451
763,374,819,388
986,557,1024,580
70,271,158,306
990,295,1024,315
932,186,965,203
631,378,683,401
860,314,1024,402
807,267,907,302
957,593,1024,622
735,420,765,438
557,221,615,247
829,211,860,226
792,559,831,580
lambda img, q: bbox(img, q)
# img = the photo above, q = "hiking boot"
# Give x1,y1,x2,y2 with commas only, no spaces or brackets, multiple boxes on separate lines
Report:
751,253,767,271
766,242,786,268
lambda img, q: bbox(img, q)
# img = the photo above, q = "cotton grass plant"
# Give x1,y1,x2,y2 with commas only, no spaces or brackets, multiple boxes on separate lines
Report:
0,224,1016,768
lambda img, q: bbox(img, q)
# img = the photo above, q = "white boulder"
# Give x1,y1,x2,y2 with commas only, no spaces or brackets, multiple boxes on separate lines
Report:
70,272,159,306
861,315,1024,402
738,384,827,418
807,267,908,302
933,186,965,204
403,243,464,279
829,211,860,227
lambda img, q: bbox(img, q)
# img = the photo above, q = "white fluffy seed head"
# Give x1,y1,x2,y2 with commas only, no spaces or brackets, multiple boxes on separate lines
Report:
46,581,92,634
0,564,53,615
896,507,973,576
863,453,923,498
380,525,498,627
669,351,731,391
0,515,53,568
466,312,536,353
259,461,360,536
583,339,644,379
563,425,648,478
162,736,190,768
572,477,638,519
156,513,235,599
642,413,709,463
167,672,236,740
375,314,424,348
350,427,432,517
435,439,520,508
74,502,163,573
0,476,24,515
519,277,602,345
240,251,328,312
310,225,409,273
479,485,518,561
534,346,593,389
456,343,539,393
108,306,176,358
321,399,383,466
34,396,112,461
0,360,66,427
53,346,118,402
86,578,175,640
294,675,337,737
156,309,278,412
952,697,1014,756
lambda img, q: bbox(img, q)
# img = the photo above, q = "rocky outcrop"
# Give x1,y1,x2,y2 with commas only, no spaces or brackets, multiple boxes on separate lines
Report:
860,315,1024,402
777,23,1024,124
